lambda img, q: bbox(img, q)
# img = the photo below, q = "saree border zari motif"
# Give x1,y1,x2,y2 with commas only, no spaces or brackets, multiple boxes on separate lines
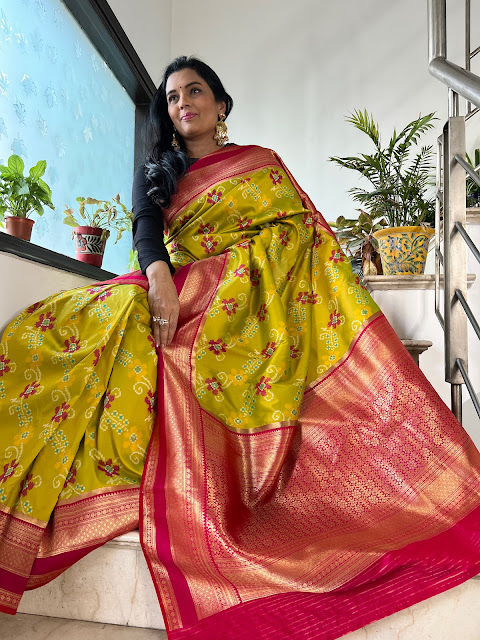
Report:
138,146,480,638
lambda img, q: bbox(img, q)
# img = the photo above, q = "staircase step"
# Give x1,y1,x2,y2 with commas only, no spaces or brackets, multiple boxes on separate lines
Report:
18,530,165,630
0,612,167,639
16,532,480,637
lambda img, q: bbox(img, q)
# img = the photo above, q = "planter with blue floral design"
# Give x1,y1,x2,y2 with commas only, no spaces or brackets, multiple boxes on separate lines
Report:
73,226,107,268
372,226,434,276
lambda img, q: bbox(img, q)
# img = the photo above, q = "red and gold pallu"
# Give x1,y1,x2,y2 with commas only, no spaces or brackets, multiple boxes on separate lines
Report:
2,144,480,639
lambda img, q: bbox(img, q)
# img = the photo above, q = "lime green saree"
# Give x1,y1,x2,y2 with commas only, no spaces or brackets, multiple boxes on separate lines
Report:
2,145,480,640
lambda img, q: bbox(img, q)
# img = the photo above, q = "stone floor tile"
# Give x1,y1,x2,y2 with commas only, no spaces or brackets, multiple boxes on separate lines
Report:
0,613,167,640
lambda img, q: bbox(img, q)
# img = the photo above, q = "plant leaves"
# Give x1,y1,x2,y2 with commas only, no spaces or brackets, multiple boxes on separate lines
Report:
35,203,44,216
29,160,46,181
15,181,30,195
37,178,52,198
7,154,24,177
63,215,78,227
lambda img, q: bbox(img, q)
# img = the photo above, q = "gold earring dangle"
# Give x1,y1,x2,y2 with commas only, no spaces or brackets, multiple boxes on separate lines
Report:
214,114,228,147
171,129,181,151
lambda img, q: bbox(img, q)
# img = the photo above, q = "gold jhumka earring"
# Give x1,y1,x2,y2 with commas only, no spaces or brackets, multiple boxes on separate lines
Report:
171,129,181,151
214,114,228,147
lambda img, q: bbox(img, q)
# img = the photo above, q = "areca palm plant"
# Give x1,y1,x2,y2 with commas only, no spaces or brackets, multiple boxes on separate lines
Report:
329,109,437,228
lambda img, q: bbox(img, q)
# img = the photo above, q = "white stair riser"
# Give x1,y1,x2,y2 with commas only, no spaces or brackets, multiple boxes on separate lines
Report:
18,538,165,630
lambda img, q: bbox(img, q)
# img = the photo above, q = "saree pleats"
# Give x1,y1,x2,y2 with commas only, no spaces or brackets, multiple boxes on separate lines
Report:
0,276,156,611
2,145,480,640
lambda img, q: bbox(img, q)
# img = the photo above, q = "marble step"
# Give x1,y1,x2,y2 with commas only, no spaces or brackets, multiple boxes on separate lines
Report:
17,531,480,638
0,612,167,640
18,531,165,630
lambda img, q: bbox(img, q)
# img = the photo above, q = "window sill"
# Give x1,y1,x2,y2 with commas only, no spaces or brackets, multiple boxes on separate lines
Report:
0,232,117,280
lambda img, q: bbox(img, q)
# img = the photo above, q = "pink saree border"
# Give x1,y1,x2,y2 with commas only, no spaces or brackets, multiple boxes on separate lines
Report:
97,271,149,289
27,541,104,578
167,502,480,639
188,145,256,173
0,567,29,595
163,145,334,232
140,262,198,633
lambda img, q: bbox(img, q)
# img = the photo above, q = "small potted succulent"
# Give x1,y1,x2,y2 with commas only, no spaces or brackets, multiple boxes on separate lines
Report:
63,195,133,267
0,154,55,241
329,210,386,276
329,109,437,275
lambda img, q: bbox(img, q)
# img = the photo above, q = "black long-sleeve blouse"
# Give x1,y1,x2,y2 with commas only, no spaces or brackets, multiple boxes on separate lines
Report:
132,165,176,275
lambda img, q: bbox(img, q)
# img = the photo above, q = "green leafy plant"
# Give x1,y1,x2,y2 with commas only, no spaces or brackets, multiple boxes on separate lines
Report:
329,109,437,228
128,248,140,271
0,154,54,224
329,210,386,275
466,148,480,208
63,194,133,243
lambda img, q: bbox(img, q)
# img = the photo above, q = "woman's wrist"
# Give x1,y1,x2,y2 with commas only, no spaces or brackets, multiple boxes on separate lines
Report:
146,260,172,283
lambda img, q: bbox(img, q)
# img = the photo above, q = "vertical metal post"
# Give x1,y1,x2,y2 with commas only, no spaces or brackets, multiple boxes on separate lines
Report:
428,0,447,61
452,385,463,423
443,117,468,423
466,0,472,115
449,89,460,117
465,0,471,71
435,135,443,327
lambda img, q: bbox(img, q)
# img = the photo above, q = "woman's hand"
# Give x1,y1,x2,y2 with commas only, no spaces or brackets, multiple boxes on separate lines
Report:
146,261,180,349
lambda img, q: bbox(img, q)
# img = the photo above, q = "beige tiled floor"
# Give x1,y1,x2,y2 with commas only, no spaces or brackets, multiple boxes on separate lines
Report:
0,613,168,640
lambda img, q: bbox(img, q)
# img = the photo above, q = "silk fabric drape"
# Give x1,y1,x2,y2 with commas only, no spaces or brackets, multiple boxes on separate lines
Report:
1,145,480,640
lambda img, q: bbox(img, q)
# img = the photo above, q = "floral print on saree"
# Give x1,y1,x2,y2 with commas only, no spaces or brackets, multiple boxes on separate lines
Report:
2,146,480,640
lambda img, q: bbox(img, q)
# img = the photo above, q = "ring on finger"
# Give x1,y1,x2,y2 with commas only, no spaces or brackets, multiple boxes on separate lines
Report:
152,316,169,326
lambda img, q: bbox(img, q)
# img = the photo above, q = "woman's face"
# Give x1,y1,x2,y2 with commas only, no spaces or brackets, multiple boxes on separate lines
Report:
166,68,226,144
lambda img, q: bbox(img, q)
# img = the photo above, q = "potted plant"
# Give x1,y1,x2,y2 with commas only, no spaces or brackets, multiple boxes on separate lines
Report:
0,154,55,241
329,210,387,276
466,148,480,209
329,109,437,275
63,195,133,268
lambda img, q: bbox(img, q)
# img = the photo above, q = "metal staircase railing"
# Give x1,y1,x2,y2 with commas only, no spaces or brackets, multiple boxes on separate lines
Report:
428,0,480,424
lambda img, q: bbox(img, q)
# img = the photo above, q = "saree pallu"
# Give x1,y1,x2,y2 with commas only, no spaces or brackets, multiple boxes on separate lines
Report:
1,144,480,639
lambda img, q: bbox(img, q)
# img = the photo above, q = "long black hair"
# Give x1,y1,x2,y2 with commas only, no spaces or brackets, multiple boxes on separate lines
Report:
144,56,233,209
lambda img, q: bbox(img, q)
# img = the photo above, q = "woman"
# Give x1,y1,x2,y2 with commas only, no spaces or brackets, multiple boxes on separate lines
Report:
1,56,480,640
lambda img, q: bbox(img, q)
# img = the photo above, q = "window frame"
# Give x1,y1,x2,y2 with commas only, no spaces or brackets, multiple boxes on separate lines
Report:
0,0,156,279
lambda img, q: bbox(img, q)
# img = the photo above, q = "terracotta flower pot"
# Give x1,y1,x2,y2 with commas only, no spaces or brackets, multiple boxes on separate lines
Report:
373,226,434,275
5,216,35,241
73,226,106,268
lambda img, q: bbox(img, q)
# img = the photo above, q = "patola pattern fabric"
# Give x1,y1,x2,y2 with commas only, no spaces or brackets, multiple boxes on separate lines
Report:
164,156,378,429
2,145,480,640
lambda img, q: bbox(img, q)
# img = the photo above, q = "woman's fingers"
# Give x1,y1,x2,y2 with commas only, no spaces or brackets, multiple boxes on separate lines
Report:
158,317,170,349
153,313,178,349
148,297,180,349
153,321,162,349
145,263,180,349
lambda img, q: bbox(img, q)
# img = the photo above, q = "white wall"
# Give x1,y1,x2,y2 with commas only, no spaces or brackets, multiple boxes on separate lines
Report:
0,254,96,334
168,0,477,217
108,0,479,215
107,0,172,85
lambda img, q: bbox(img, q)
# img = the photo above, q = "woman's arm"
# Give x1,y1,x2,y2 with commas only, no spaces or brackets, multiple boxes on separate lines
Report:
132,166,179,349
132,165,175,275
